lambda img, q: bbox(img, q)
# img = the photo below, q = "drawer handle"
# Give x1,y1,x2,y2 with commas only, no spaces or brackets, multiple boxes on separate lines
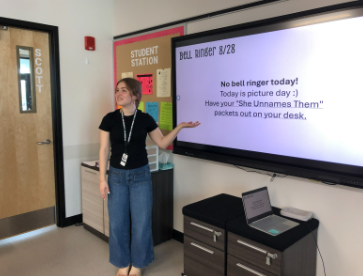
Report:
85,170,97,175
237,240,267,254
190,222,222,242
190,222,214,232
237,240,277,265
190,242,214,254
236,263,266,276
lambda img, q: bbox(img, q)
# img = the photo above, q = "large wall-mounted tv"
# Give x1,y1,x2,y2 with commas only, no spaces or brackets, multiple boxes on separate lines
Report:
172,1,363,189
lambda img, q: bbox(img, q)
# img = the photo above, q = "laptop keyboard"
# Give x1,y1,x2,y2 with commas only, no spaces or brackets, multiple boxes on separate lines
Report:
252,215,297,232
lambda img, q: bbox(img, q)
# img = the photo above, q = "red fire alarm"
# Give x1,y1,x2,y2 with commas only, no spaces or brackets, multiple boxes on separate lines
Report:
85,36,95,51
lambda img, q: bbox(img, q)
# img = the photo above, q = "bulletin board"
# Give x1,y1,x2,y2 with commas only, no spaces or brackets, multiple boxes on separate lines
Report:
113,26,184,147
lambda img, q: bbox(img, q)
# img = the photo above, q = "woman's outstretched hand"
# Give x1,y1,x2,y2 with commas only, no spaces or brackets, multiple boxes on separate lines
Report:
179,121,201,128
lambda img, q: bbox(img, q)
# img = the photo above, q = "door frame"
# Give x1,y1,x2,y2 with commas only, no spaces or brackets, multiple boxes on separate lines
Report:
0,17,72,228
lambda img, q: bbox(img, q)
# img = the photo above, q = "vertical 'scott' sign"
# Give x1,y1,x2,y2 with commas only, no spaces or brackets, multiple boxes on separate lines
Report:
35,49,43,93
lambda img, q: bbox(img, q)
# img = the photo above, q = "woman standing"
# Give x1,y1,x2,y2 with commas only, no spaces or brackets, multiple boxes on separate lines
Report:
99,78,200,276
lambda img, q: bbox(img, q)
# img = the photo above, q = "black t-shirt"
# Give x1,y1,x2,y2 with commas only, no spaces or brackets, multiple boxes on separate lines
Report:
99,109,158,170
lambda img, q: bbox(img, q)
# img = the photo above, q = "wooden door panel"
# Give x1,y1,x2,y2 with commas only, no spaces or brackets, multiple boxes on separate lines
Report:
33,30,55,210
0,27,55,229
0,27,18,218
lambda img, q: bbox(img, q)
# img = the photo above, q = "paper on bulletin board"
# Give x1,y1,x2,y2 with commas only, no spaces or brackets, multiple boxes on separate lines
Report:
138,101,145,112
137,74,153,95
121,72,133,79
157,68,171,97
146,102,159,123
159,102,173,131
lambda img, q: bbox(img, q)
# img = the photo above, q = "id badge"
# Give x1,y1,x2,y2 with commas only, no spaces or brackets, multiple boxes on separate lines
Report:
120,153,128,166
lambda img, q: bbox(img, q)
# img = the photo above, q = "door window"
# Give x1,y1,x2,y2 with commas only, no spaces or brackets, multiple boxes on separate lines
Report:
16,46,36,113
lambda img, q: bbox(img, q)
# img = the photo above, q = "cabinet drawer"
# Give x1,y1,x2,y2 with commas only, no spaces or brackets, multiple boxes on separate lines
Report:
184,236,224,276
228,232,281,275
81,167,104,234
227,254,276,276
81,186,103,233
184,216,225,251
81,167,99,183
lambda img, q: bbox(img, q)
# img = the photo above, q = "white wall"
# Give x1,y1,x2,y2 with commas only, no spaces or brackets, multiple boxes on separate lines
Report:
0,0,114,217
115,1,363,276
114,0,258,35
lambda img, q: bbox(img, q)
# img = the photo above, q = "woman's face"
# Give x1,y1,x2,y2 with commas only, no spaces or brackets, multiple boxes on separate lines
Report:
115,82,135,107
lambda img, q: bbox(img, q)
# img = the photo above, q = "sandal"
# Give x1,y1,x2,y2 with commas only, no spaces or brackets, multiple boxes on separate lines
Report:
117,265,130,276
129,267,141,276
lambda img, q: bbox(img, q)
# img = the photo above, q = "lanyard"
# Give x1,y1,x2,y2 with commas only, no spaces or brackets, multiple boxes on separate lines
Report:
121,109,137,153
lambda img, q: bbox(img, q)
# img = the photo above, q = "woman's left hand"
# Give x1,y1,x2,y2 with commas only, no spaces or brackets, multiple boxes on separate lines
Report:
179,121,201,128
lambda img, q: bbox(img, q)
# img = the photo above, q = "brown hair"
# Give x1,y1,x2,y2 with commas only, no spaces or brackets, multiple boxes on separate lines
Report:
116,78,142,108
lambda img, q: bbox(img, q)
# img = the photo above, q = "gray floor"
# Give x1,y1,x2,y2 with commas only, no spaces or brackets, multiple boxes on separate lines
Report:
0,224,184,276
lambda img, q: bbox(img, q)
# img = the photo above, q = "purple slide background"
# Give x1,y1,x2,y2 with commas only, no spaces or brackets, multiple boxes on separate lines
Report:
175,16,363,167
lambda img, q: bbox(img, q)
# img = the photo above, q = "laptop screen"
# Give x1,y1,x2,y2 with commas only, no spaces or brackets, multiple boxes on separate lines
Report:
242,187,273,223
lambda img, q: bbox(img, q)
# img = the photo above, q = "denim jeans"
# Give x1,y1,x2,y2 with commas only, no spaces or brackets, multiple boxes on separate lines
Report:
107,164,154,268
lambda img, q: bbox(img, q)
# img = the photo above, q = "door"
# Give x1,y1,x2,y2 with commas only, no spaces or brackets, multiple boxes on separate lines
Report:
0,26,56,240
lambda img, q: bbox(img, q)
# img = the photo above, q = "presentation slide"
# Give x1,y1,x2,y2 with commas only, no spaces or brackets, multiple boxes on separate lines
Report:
175,16,363,167
243,190,271,219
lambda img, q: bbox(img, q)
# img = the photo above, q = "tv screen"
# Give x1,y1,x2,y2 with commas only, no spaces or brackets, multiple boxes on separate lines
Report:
172,2,363,189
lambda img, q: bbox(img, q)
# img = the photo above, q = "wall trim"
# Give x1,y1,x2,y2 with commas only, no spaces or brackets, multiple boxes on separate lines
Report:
63,214,83,227
172,229,184,243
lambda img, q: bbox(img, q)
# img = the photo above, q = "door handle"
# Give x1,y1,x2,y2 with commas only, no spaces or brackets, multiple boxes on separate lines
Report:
37,139,51,145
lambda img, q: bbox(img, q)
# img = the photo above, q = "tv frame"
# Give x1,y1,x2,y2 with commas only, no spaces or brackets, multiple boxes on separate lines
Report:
171,1,363,189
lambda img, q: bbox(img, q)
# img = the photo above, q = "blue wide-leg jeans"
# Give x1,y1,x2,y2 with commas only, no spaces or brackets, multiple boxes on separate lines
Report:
107,164,154,268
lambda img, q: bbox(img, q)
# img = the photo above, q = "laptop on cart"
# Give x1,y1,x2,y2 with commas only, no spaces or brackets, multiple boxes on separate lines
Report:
242,187,299,236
